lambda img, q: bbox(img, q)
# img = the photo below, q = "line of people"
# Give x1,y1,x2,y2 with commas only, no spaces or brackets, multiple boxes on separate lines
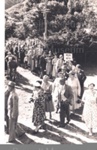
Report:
5,41,97,142
5,71,97,143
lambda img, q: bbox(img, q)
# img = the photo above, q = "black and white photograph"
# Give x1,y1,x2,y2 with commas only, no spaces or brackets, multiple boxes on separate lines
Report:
3,0,97,145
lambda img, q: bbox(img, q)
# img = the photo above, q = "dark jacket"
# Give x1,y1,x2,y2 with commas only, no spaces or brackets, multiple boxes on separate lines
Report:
58,84,74,105
77,70,86,86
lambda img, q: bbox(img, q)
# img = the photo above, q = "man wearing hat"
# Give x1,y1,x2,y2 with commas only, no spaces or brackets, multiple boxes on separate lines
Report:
7,81,19,143
57,78,73,127
5,81,14,134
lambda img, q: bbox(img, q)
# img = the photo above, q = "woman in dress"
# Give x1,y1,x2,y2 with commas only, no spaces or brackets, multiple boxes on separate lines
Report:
30,81,45,133
82,83,97,135
41,75,54,119
66,70,81,112
52,54,58,78
46,55,53,78
52,69,64,112
56,55,64,74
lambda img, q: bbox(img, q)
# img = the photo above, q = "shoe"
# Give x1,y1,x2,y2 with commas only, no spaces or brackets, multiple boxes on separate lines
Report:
8,140,16,143
33,130,39,135
67,119,70,124
40,124,46,130
58,124,65,128
5,130,9,134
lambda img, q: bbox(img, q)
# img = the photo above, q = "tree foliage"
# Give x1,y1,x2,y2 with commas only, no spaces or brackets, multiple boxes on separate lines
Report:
5,0,97,52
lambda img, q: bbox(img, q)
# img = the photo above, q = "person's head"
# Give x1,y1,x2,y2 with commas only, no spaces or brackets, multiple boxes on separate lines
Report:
57,69,64,78
88,83,95,90
8,51,11,56
76,64,81,71
68,61,73,66
33,81,42,90
8,81,15,92
49,50,51,54
73,60,77,66
59,78,66,86
54,54,57,58
43,75,49,83
59,54,63,59
69,70,75,79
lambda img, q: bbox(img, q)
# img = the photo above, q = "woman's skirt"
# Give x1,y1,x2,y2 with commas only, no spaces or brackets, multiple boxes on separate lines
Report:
45,94,54,112
32,98,45,126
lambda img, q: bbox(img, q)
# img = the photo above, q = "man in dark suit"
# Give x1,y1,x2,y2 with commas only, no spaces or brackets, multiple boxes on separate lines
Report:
75,64,86,98
8,82,19,143
5,81,14,134
57,78,74,127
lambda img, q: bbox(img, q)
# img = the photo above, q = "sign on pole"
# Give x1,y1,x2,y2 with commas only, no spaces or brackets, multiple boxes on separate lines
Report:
64,53,73,61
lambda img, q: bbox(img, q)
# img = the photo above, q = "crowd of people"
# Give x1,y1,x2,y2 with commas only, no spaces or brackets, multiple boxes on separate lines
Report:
5,40,97,143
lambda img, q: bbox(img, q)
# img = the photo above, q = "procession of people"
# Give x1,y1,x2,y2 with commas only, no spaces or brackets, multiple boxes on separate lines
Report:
4,39,97,143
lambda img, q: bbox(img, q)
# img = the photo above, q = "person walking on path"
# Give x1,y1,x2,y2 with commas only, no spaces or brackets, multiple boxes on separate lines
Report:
8,82,19,143
57,78,74,127
41,75,54,119
75,64,86,98
82,82,97,136
5,81,13,134
30,81,45,133
66,70,81,113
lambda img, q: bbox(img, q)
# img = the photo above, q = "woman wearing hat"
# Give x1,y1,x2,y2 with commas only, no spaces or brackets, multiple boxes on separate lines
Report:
30,81,45,133
66,70,81,112
82,83,97,135
41,75,54,119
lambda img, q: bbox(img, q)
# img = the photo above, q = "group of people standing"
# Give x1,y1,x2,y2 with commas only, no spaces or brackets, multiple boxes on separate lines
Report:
5,61,97,143
5,40,97,142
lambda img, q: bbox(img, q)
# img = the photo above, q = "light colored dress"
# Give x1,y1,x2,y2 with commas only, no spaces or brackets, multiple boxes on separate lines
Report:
66,77,81,110
41,81,54,112
52,58,58,77
46,56,52,76
82,90,97,129
52,77,62,101
56,58,64,73
52,77,62,110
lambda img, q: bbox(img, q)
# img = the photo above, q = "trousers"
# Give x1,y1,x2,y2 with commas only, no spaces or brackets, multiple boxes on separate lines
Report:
8,117,18,142
60,101,70,125
5,109,9,133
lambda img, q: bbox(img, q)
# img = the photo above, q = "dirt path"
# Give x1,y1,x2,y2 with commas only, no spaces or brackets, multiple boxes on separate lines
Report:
4,66,97,144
